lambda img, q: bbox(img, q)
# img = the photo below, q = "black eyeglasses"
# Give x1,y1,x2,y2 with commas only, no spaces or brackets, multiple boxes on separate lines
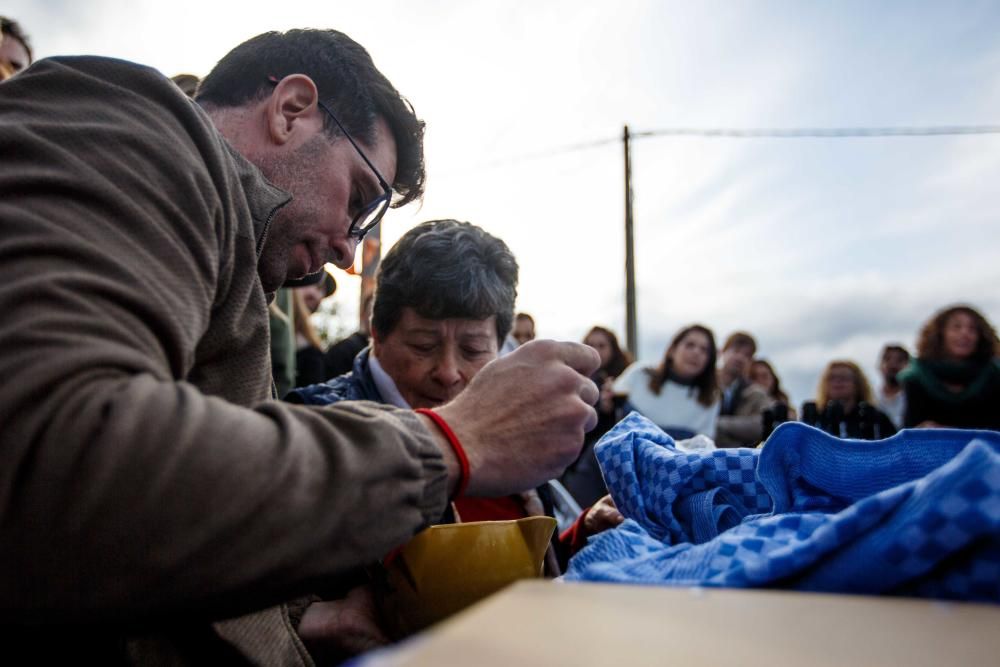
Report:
317,100,393,242
267,77,392,242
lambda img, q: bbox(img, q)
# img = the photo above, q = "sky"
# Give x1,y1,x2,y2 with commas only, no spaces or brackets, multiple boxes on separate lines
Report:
10,0,1000,406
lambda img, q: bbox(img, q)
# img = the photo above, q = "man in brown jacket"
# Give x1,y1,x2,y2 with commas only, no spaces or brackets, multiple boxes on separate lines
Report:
0,30,599,664
715,331,771,448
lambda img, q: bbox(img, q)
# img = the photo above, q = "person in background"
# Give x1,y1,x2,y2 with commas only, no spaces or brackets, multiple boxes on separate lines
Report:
170,73,200,98
561,326,633,506
584,326,632,382
292,271,337,388
715,331,771,447
613,324,720,440
500,311,535,354
512,312,536,344
813,360,897,440
268,288,297,398
875,344,910,430
750,358,797,420
297,269,337,316
324,293,374,378
288,219,589,658
0,16,31,81
900,304,1000,430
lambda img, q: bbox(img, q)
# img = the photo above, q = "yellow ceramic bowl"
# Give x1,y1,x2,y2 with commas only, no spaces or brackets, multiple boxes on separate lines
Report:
376,516,556,637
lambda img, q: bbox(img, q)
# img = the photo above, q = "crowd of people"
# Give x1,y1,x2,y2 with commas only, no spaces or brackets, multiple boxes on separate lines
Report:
592,307,998,441
2,15,998,666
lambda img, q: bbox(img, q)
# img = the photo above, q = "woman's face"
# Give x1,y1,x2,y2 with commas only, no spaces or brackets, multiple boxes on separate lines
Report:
670,330,711,380
585,332,613,369
942,311,979,361
750,363,776,393
372,308,498,409
825,365,857,403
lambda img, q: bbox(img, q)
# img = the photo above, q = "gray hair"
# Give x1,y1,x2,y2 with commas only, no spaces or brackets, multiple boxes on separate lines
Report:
372,220,518,344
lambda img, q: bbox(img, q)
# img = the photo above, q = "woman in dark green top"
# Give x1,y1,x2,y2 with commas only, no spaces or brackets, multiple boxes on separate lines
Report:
901,305,1000,430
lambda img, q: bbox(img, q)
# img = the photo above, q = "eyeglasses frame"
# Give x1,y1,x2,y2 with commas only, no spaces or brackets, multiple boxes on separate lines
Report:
266,76,393,243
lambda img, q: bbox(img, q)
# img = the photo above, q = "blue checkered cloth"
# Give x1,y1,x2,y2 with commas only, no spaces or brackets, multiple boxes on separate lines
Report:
564,412,1000,602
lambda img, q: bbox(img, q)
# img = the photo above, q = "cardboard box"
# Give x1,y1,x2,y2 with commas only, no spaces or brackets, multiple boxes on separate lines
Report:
370,580,1000,666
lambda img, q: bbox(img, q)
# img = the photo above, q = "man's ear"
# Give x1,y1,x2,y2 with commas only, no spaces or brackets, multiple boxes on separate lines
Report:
265,74,322,147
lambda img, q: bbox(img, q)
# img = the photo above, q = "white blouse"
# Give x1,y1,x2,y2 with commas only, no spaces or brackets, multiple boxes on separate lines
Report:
613,363,720,440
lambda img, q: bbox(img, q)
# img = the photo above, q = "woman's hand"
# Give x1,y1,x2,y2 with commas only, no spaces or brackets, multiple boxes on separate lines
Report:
297,585,390,660
583,494,624,535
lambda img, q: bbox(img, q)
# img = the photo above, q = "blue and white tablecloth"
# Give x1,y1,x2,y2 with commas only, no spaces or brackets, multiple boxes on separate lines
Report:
565,412,1000,602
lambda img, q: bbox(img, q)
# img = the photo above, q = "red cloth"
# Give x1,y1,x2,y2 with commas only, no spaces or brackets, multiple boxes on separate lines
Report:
453,495,526,522
560,507,593,555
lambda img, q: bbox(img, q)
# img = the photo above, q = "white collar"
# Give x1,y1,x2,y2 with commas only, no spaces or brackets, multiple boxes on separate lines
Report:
368,352,411,409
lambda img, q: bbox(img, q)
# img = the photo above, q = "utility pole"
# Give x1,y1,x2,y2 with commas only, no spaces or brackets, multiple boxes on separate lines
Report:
623,125,637,356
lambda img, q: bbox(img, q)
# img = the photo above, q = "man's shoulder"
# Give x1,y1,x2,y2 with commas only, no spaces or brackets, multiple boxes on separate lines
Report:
3,54,220,157
8,56,183,111
737,381,772,411
30,55,164,82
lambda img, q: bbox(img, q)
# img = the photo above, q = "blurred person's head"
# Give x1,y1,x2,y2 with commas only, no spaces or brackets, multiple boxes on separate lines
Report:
879,344,910,387
0,16,32,80
583,326,631,378
292,289,323,350
195,29,425,293
817,360,874,413
916,305,999,365
649,324,718,406
170,73,200,98
720,331,757,381
512,313,535,346
370,219,517,409
296,270,337,314
750,359,790,404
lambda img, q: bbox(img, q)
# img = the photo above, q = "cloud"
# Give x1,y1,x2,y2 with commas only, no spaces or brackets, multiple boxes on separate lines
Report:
9,0,999,410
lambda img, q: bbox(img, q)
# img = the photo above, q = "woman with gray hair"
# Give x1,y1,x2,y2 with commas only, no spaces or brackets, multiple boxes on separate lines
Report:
288,219,589,658
289,218,517,408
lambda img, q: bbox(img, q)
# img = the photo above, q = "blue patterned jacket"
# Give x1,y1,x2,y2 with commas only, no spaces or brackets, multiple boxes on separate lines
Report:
285,346,382,405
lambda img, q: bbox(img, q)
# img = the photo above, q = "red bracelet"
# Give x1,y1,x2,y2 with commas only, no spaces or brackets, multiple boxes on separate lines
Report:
414,408,470,499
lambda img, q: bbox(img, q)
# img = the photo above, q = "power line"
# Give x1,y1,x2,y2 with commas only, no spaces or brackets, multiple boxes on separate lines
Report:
474,136,620,168
634,125,1000,139
469,124,1000,170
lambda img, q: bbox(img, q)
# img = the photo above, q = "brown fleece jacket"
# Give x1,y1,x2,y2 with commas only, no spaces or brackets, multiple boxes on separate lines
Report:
0,56,447,663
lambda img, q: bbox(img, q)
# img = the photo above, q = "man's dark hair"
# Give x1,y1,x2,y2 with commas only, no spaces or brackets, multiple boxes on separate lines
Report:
879,344,910,363
196,29,425,207
1,16,33,65
372,220,518,345
722,331,757,355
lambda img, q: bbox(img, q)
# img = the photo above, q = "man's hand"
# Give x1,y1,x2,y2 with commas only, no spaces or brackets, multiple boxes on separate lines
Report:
435,340,600,497
297,585,390,660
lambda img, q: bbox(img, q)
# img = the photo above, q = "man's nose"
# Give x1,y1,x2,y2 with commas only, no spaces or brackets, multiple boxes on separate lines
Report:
329,237,360,270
